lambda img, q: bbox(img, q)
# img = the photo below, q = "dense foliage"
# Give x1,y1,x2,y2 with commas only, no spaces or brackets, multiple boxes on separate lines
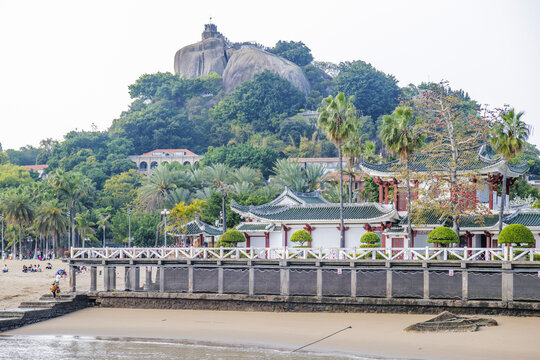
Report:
427,227,459,245
360,232,381,248
218,229,245,246
498,224,535,246
1,36,538,257
289,229,312,246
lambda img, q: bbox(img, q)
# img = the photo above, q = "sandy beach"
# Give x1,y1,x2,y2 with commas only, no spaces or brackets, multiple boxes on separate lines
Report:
0,259,96,310
5,307,540,360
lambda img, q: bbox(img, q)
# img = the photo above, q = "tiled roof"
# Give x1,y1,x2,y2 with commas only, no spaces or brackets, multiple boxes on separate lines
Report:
504,210,540,227
403,212,499,228
182,220,223,236
360,145,528,176
232,201,396,222
290,157,346,163
139,149,198,157
240,187,328,211
236,223,277,232
22,164,48,171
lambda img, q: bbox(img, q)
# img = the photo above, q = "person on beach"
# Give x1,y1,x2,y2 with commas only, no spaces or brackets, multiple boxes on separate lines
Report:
2,264,7,273
51,271,61,298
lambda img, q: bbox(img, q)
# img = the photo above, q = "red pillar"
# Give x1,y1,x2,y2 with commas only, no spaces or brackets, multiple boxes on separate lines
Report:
393,183,398,206
244,233,250,247
283,226,291,247
264,232,270,248
199,234,204,247
211,236,215,247
488,183,493,210
384,182,389,204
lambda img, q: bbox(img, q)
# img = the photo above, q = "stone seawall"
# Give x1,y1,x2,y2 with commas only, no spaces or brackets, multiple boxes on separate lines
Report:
0,295,95,332
92,292,540,317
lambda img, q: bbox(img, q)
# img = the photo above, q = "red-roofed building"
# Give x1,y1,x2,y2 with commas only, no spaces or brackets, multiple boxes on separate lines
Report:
128,149,203,173
22,164,48,178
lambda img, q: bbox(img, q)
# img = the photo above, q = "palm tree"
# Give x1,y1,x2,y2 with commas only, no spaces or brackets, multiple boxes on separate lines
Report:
489,108,530,232
205,164,232,232
2,191,34,259
97,214,111,247
318,93,357,247
380,106,425,245
272,159,307,192
137,166,179,211
342,138,362,203
34,200,68,259
49,170,94,248
74,212,95,247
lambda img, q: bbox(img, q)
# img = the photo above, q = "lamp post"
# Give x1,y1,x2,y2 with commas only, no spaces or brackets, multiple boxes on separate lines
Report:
161,209,170,247
83,237,88,248
1,214,4,260
127,208,132,248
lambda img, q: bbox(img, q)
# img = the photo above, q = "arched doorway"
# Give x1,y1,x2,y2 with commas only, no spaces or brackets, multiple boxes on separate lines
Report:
150,161,158,169
139,161,148,171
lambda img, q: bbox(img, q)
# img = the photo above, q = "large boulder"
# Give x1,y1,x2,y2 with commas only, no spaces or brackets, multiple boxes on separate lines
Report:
173,24,310,95
222,47,310,95
174,37,228,78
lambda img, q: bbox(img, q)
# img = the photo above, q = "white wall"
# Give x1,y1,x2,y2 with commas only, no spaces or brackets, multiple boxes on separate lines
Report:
269,232,282,247
413,234,428,248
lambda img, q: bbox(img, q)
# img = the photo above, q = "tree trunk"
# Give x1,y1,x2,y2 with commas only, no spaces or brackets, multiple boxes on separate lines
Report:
18,226,22,260
103,227,106,247
222,192,227,233
52,234,56,260
406,159,413,245
348,170,353,203
338,143,345,248
499,161,508,233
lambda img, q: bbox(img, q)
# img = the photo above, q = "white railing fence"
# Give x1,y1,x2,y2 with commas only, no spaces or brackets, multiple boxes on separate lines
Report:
70,247,540,262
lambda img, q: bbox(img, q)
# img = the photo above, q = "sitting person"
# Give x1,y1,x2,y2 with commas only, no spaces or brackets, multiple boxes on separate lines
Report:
22,265,28,273
2,264,7,273
45,262,52,270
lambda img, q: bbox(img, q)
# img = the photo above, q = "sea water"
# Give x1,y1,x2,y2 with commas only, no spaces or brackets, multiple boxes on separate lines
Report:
0,335,387,360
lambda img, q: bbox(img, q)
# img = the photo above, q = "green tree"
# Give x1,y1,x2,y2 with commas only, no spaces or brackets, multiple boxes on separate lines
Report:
427,227,459,247
212,70,306,133
96,213,111,247
202,144,281,179
290,229,312,247
0,164,33,188
74,212,95,246
490,108,530,232
2,191,35,259
136,166,182,211
270,40,314,66
380,106,425,244
498,224,535,247
217,229,245,247
360,232,381,248
334,60,400,120
318,93,357,247
34,200,68,258
100,169,143,211
205,164,233,232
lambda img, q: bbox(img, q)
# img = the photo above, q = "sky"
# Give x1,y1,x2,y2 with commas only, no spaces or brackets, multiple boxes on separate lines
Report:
0,0,538,151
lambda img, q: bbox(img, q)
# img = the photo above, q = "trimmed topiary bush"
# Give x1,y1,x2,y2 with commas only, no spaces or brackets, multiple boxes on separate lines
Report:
498,224,535,246
218,229,245,247
290,230,312,247
427,227,459,246
360,232,381,248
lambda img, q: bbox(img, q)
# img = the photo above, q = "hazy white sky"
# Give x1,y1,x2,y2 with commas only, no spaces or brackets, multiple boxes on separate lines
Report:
0,0,538,151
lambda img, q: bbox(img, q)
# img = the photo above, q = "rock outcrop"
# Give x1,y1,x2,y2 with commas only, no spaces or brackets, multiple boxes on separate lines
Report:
222,47,310,94
174,38,228,79
174,24,310,95
404,311,498,332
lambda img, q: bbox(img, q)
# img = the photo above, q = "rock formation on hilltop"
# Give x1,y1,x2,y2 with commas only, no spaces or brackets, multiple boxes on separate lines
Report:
174,24,310,95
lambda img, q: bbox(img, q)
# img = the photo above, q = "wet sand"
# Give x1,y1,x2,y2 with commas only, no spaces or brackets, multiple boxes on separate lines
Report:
7,307,540,360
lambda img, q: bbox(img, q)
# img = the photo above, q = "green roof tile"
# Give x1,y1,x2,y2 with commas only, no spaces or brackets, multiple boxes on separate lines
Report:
182,220,223,236
504,210,540,227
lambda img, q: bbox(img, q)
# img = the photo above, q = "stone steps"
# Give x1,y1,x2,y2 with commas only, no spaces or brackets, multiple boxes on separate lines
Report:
0,293,94,332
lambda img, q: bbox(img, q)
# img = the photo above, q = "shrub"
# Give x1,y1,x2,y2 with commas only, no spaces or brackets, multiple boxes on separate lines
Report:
290,230,312,247
498,224,535,246
360,232,381,248
218,230,245,247
427,227,459,245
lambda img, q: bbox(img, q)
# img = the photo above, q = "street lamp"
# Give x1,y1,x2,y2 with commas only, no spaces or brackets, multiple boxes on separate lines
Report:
1,214,4,260
161,208,170,247
83,237,88,248
127,208,132,248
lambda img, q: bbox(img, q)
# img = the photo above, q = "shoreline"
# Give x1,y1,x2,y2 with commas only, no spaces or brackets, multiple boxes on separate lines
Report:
7,307,540,360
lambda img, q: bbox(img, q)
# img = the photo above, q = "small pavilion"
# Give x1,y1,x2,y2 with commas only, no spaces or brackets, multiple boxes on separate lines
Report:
180,219,223,247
